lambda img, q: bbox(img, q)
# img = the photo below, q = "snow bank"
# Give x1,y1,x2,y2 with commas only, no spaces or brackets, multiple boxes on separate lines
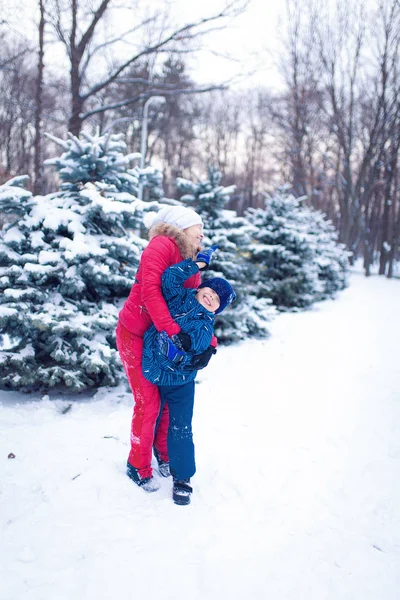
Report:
1,270,399,600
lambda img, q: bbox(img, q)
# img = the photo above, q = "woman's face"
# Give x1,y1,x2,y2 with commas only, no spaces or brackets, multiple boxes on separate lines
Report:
183,223,204,251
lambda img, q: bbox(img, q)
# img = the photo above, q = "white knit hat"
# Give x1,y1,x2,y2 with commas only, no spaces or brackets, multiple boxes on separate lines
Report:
146,206,203,230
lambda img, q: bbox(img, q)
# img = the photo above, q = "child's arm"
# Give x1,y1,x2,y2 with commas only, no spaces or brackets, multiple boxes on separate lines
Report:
189,326,214,355
161,259,200,303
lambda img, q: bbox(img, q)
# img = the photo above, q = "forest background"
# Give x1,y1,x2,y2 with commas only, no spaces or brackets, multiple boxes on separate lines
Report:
1,0,400,277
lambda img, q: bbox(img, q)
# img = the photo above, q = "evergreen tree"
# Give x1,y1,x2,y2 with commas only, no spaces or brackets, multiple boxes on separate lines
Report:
177,167,275,343
45,131,164,203
246,186,349,309
0,175,33,222
305,209,350,299
0,132,161,392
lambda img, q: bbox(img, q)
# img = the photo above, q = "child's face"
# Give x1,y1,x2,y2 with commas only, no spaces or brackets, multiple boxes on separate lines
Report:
196,287,220,313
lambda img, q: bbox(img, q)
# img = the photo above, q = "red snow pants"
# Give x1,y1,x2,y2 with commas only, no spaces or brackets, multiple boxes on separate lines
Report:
116,322,169,479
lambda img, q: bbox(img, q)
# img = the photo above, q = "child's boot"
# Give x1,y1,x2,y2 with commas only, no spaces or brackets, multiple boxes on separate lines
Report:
126,461,160,493
172,478,192,505
153,447,171,478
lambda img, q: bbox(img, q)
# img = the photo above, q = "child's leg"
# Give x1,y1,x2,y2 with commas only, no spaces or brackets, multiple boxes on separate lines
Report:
154,402,170,463
158,381,196,481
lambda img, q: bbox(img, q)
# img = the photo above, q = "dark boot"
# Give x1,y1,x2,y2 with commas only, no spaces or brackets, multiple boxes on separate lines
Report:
172,478,192,505
153,447,171,478
126,461,160,493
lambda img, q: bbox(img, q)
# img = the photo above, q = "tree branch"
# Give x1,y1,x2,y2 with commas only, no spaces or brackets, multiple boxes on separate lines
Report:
77,0,111,57
81,1,246,101
80,84,227,120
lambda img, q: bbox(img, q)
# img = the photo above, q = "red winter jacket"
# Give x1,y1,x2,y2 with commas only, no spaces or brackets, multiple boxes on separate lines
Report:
119,223,201,339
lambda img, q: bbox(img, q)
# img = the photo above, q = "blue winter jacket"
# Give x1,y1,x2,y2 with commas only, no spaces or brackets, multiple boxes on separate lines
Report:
142,259,214,386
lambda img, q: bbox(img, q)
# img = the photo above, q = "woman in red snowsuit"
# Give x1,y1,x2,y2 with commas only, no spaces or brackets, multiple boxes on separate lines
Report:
116,206,211,490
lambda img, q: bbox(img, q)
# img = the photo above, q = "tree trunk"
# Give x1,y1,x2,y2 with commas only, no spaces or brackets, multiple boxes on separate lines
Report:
68,0,83,135
378,154,393,274
34,0,45,195
68,89,84,135
387,159,399,278
364,245,371,276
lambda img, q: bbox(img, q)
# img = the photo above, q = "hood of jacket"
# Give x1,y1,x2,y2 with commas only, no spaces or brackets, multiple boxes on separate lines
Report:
148,222,199,259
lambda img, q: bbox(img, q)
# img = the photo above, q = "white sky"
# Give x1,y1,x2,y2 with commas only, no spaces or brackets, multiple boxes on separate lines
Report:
169,0,286,89
2,0,286,91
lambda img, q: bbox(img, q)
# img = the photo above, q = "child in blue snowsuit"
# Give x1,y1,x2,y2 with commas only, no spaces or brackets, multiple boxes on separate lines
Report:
141,256,236,505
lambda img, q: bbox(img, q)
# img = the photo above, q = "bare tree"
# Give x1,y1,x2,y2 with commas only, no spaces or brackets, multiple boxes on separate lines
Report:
146,57,201,197
33,0,46,194
196,92,242,177
0,38,35,178
387,169,400,277
375,0,400,275
241,89,274,210
48,0,247,134
270,0,400,276
0,16,68,189
313,0,368,254
274,0,323,200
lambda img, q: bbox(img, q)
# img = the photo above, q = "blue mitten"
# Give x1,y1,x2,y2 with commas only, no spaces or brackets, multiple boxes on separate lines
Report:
157,331,185,363
196,245,218,270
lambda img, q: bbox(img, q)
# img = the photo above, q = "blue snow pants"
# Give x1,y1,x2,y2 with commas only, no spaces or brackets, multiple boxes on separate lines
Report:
156,381,196,481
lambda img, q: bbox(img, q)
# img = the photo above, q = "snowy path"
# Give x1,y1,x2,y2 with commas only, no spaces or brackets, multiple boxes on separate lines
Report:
1,270,400,600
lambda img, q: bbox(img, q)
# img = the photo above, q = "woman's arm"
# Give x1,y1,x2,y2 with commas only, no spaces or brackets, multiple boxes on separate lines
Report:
140,237,182,337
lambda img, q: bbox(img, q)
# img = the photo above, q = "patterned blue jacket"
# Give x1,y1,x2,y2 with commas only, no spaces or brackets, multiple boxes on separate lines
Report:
142,259,214,386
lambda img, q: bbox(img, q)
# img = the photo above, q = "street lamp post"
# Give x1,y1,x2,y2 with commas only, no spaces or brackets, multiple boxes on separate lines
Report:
138,95,166,201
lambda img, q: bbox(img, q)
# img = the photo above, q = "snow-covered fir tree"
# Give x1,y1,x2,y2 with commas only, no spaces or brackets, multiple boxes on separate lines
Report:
305,208,350,298
45,131,164,202
140,166,164,201
0,132,162,392
177,167,276,343
246,186,349,309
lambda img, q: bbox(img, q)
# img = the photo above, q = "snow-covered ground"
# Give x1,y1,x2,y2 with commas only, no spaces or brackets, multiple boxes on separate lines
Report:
1,268,400,600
